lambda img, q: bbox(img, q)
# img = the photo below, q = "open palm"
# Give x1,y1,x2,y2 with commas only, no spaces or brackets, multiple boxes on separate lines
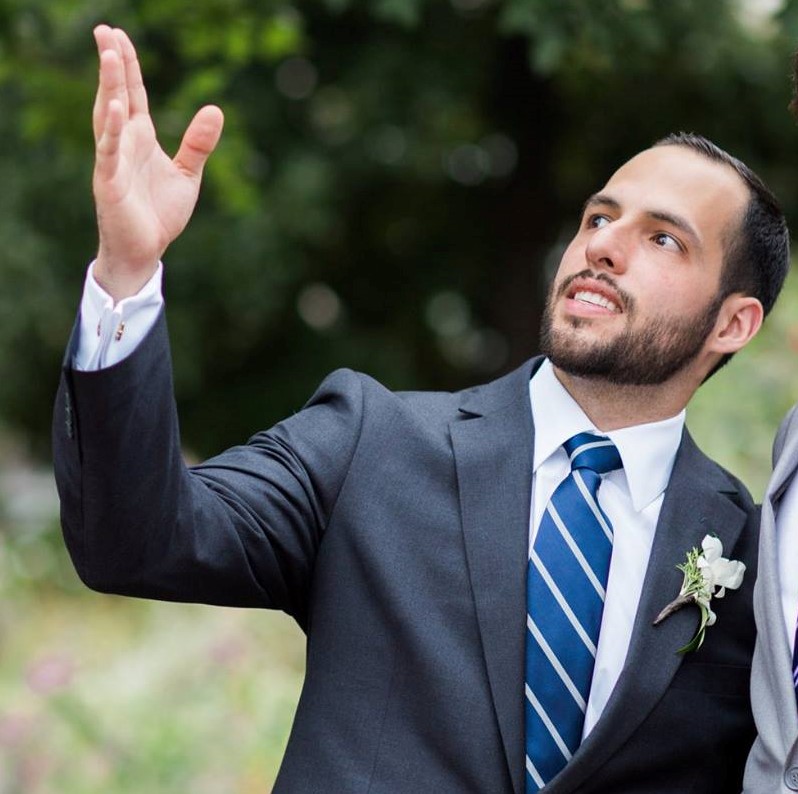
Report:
92,26,224,301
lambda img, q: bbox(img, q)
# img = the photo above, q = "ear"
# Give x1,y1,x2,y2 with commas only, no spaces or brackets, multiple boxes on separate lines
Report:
706,294,764,355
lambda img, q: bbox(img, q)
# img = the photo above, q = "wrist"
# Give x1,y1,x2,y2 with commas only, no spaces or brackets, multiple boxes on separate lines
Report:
94,251,160,304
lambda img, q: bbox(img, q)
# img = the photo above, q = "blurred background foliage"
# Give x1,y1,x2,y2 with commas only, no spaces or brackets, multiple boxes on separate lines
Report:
4,0,798,455
4,0,798,789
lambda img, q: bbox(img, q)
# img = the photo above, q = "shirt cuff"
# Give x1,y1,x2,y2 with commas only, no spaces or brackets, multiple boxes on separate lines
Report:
73,261,164,371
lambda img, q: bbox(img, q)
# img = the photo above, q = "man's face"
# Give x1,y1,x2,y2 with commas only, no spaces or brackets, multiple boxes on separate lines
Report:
540,145,750,386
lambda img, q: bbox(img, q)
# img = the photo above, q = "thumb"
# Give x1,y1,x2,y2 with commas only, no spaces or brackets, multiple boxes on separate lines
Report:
174,104,224,178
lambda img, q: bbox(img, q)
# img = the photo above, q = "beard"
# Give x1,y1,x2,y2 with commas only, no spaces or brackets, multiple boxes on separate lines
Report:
539,271,724,386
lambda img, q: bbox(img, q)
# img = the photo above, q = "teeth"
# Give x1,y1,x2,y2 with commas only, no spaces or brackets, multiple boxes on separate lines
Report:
573,290,619,312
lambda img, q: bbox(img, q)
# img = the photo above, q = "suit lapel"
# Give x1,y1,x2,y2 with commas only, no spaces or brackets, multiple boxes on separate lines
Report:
450,360,539,794
548,430,749,792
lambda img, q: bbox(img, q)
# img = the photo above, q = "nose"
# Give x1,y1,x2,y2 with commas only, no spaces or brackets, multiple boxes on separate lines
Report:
584,221,628,275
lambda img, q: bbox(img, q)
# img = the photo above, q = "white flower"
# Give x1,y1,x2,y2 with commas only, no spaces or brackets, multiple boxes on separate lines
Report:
653,533,746,653
697,535,746,599
695,594,716,626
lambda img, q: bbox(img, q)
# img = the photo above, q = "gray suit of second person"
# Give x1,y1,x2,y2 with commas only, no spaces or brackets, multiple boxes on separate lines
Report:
54,313,760,792
745,405,798,793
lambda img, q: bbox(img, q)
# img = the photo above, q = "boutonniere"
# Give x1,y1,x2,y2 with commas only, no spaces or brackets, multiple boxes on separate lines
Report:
653,534,746,654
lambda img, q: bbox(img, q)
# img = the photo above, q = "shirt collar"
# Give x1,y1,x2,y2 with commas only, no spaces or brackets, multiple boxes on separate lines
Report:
529,358,686,512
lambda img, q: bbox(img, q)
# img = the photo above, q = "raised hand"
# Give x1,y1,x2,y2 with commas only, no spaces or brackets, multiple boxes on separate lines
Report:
92,25,224,302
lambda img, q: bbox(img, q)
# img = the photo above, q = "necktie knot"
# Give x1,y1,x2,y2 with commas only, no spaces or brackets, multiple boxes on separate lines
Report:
563,432,622,476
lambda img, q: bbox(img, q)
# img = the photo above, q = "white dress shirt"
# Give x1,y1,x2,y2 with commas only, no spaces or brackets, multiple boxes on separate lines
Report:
75,261,164,371
776,478,798,653
529,359,685,737
75,263,687,737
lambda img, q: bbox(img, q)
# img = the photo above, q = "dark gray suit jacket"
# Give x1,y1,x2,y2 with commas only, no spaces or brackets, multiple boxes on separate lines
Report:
53,313,758,793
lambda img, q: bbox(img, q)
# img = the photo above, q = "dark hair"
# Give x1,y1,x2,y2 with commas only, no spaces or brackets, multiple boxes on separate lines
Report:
654,132,790,374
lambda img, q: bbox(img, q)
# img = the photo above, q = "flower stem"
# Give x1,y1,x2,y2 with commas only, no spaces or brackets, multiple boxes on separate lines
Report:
653,593,694,625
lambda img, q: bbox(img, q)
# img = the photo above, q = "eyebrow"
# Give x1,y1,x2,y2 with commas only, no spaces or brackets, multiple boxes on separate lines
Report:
582,192,702,249
582,193,621,216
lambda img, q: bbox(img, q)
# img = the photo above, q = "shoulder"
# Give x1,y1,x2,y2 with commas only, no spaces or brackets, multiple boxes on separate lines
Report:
773,402,798,467
306,368,461,422
308,356,541,428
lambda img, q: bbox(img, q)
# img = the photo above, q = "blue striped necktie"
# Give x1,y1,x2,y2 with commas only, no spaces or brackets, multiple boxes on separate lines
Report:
525,432,622,792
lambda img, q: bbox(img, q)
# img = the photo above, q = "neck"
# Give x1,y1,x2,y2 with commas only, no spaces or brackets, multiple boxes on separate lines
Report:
552,365,699,431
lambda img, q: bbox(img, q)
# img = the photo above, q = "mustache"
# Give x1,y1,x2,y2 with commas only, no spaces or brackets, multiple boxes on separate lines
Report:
555,269,634,312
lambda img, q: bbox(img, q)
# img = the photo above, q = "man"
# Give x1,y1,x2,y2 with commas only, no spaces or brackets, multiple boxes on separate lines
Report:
745,405,798,793
742,55,798,794
54,25,789,793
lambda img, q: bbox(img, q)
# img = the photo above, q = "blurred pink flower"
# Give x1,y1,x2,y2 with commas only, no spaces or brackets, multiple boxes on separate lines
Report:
19,752,52,791
208,634,249,668
26,654,75,695
0,712,35,746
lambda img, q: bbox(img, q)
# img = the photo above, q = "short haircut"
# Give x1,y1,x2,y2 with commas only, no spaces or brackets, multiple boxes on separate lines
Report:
654,132,790,373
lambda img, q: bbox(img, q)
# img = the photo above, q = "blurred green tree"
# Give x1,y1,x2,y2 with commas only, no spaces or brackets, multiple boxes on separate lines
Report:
1,0,797,455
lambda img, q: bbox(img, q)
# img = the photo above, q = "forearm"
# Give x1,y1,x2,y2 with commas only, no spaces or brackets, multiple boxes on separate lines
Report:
54,312,365,621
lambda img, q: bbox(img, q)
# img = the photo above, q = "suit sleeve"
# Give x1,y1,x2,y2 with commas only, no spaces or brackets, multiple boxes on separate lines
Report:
52,310,364,626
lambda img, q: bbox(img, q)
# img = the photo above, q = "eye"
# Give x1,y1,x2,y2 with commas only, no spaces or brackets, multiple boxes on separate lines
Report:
586,214,611,230
652,232,683,252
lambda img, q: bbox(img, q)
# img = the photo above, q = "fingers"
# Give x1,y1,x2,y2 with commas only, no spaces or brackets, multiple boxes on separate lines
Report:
94,98,125,185
174,105,225,178
90,26,223,189
92,26,148,139
116,28,149,117
92,25,128,143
